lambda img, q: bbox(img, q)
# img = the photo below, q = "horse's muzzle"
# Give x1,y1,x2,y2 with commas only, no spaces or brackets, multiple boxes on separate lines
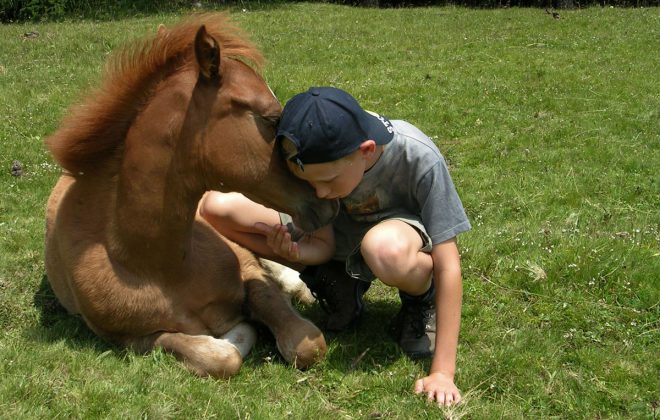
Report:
294,198,339,232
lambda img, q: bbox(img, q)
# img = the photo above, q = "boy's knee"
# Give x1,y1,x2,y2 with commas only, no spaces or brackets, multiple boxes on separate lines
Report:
361,229,413,278
362,237,406,268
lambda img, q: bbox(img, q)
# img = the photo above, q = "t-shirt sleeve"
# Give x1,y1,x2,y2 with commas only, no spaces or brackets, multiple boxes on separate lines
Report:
415,157,471,245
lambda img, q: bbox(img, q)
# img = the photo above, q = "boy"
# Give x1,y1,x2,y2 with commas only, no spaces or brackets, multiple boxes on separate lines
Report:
200,87,470,406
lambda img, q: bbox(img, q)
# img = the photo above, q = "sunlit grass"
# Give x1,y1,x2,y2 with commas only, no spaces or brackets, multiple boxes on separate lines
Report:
0,3,658,418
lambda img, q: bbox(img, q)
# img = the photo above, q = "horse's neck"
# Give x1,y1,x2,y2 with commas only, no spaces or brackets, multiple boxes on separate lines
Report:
109,155,202,274
112,159,200,261
109,76,202,270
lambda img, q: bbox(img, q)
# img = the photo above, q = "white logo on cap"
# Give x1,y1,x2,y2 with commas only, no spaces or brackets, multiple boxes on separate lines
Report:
377,115,394,133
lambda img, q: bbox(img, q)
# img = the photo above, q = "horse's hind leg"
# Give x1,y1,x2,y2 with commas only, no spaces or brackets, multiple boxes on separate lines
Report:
244,276,326,369
130,322,257,378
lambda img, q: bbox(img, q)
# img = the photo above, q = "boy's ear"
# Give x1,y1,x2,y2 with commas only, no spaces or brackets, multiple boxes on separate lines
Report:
280,138,298,160
359,140,377,155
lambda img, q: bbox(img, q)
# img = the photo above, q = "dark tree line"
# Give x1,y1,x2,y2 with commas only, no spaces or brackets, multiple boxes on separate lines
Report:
352,0,656,6
1,0,657,23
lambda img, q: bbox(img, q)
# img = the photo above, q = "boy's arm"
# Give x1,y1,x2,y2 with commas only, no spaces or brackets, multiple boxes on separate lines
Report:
254,223,335,266
415,237,463,406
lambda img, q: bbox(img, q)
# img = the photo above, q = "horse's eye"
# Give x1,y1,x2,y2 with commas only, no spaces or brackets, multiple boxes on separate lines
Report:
261,115,280,127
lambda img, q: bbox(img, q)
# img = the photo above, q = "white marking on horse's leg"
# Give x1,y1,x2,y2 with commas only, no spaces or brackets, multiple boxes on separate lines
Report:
195,336,240,360
220,321,257,358
260,259,315,304
152,332,245,378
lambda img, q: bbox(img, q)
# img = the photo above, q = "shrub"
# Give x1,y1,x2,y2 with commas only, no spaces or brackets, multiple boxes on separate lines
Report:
0,0,199,22
1,0,66,21
354,0,658,6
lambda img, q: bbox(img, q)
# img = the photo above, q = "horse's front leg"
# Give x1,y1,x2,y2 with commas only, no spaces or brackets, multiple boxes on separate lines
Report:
244,275,326,368
128,323,257,378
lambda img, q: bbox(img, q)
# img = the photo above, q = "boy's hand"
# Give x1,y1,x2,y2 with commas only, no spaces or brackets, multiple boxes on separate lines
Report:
414,372,462,406
254,222,300,262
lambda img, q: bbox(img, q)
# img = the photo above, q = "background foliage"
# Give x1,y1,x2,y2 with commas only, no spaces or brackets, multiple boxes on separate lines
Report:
1,0,657,22
0,3,658,418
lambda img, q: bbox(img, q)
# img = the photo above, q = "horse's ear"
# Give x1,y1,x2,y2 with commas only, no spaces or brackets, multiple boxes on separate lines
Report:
157,24,167,36
194,25,221,81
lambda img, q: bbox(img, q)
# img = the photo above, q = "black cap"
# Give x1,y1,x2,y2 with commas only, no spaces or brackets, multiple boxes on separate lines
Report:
276,87,394,166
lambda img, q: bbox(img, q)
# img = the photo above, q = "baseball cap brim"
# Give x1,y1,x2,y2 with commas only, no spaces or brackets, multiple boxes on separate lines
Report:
363,110,395,145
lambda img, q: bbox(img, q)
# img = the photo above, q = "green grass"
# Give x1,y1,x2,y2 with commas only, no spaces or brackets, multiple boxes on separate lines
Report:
1,3,658,418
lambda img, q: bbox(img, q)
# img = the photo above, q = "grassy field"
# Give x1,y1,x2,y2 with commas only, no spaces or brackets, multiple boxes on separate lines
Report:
1,3,658,418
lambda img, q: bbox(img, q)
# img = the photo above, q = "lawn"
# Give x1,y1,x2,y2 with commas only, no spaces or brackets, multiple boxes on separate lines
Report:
0,3,658,418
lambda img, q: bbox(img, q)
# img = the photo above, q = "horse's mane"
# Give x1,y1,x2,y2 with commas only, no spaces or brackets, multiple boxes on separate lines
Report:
46,13,264,174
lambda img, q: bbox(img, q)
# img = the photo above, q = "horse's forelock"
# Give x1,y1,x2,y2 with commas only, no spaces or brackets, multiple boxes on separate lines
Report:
47,13,263,174
140,13,264,71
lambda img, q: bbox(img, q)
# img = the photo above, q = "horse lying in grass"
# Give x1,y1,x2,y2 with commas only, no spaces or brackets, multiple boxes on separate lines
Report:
44,14,337,378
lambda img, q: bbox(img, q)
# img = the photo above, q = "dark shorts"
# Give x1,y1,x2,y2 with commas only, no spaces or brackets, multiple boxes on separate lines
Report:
280,212,432,282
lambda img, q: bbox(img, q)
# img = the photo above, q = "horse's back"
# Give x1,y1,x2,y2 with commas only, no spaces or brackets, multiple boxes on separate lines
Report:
45,174,113,316
45,174,79,314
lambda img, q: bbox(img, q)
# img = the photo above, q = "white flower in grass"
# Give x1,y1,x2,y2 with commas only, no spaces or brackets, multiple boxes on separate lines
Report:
523,261,547,281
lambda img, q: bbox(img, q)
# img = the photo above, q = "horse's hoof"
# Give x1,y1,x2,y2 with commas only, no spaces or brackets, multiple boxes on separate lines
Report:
275,320,327,369
293,337,327,369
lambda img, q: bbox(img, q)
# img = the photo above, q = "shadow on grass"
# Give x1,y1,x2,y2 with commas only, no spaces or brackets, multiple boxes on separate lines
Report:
32,273,423,374
30,274,115,354
247,296,426,374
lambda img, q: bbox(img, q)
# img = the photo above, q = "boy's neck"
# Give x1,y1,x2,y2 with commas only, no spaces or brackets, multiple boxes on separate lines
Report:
365,145,385,172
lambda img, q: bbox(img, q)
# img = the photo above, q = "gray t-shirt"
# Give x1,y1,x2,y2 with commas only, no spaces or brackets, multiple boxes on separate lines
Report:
333,119,471,257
